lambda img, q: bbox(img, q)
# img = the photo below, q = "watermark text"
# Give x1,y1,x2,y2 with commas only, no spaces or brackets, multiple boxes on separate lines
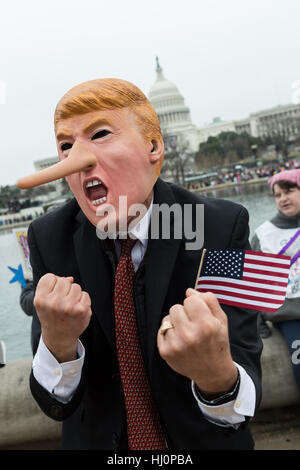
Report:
95,197,204,251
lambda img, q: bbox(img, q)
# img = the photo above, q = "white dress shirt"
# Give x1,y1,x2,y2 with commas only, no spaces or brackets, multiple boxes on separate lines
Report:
32,195,256,427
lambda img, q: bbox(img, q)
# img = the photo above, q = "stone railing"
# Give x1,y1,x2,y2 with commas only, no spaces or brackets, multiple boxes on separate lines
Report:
0,325,299,449
259,324,300,410
0,357,61,449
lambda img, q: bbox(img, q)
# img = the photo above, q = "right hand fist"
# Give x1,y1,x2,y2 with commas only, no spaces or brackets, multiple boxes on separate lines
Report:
34,273,92,362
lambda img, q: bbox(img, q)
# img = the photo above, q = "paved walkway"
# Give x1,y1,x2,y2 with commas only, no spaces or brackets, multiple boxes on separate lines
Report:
251,405,300,450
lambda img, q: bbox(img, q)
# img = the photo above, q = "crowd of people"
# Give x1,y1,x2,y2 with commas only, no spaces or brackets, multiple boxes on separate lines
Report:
195,159,300,189
0,213,35,227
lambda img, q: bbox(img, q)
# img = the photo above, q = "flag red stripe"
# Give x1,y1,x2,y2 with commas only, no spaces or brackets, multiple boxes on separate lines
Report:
245,250,290,261
197,287,283,304
197,279,286,296
214,297,278,313
242,275,287,286
243,267,289,278
243,257,291,269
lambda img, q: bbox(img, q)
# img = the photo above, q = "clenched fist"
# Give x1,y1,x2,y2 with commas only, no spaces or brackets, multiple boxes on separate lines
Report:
157,288,238,398
34,273,92,363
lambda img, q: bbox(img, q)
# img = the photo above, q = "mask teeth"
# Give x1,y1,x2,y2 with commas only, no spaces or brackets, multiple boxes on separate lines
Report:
86,179,102,188
92,196,107,206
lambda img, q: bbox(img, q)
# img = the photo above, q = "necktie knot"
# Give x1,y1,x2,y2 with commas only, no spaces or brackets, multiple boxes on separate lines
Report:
119,237,137,257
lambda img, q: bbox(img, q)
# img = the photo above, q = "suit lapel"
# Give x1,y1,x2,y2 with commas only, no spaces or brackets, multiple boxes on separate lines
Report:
144,179,182,370
73,212,116,353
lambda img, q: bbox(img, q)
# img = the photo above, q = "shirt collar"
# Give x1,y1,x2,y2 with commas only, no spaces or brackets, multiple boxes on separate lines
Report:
127,194,153,248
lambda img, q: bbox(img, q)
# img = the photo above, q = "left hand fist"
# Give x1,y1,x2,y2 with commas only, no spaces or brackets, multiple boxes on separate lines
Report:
157,289,238,396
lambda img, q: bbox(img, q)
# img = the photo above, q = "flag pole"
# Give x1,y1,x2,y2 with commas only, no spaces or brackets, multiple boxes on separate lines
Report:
194,248,206,290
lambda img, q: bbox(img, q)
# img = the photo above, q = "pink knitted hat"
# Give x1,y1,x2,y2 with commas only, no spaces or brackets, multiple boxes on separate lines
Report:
269,169,300,189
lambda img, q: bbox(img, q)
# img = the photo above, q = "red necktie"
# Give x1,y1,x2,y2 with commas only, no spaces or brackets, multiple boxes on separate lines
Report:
114,237,166,450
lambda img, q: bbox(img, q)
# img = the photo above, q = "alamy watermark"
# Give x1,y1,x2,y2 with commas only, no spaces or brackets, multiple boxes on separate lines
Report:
0,80,6,104
291,340,300,365
95,196,204,251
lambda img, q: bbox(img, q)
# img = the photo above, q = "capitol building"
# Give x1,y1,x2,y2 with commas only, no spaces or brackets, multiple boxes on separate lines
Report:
148,57,300,153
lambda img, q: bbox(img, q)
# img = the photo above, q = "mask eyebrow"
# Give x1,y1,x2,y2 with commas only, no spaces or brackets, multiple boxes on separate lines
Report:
56,117,115,143
56,130,73,143
83,117,114,135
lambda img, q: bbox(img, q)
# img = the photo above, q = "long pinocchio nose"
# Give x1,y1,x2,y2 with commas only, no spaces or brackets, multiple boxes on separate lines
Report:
16,142,98,189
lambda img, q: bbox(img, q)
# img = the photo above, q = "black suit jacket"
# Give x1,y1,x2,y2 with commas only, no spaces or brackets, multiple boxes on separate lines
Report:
28,178,262,450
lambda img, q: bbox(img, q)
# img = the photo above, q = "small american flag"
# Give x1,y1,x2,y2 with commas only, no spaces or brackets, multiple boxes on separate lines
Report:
195,249,290,312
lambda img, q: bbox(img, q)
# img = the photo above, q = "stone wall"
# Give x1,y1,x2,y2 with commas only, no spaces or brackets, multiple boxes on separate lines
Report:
260,324,300,409
0,357,61,449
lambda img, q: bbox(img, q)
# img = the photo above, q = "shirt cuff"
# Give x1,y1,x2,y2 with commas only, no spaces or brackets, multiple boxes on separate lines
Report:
32,336,85,403
191,362,256,427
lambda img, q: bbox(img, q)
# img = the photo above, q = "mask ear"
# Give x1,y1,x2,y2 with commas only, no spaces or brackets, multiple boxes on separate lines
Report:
149,139,164,165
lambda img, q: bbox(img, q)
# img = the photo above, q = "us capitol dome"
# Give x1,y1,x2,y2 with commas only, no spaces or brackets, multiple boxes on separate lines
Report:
148,57,199,152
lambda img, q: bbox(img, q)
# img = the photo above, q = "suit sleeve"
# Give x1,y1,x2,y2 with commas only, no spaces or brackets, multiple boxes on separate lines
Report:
28,223,86,421
20,282,35,317
225,206,263,413
27,223,45,355
229,206,251,250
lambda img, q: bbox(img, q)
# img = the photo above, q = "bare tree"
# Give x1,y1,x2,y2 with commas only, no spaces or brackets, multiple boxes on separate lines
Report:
161,131,196,186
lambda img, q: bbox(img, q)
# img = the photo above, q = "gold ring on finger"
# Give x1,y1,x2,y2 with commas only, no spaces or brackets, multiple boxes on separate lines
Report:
159,320,175,335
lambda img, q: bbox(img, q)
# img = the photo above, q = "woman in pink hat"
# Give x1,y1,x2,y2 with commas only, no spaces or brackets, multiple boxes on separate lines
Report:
251,169,300,390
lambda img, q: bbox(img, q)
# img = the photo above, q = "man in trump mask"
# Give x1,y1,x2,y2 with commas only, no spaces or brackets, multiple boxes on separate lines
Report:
20,78,262,450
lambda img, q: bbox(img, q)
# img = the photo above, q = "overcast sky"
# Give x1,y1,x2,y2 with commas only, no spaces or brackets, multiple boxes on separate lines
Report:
0,0,299,186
